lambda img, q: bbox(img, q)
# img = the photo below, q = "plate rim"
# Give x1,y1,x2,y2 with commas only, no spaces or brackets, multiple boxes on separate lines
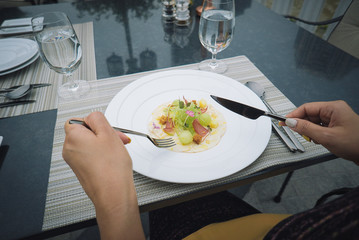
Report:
0,52,39,76
105,69,272,183
0,38,38,72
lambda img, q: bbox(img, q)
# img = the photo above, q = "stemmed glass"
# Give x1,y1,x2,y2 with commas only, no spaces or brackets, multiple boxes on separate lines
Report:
198,0,235,74
32,12,90,99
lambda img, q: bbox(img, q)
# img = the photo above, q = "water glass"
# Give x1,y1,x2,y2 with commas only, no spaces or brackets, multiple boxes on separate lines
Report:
198,0,235,73
32,12,90,99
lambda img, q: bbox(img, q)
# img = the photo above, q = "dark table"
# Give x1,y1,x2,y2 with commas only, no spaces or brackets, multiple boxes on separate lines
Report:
0,0,358,239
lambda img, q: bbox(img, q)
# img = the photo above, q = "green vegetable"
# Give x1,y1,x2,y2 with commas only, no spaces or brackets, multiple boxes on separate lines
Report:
172,99,184,108
178,130,193,145
163,98,215,145
198,113,211,126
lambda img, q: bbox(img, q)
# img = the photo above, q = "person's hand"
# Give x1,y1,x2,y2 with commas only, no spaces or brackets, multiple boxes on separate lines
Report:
63,112,145,240
63,112,132,202
281,101,359,163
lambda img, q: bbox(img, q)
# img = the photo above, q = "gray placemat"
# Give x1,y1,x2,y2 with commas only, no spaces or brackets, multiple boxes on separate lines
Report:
42,55,329,230
0,22,97,118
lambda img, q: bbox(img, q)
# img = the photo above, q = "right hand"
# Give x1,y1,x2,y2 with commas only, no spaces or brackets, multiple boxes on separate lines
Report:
63,112,133,202
282,100,359,163
63,112,145,240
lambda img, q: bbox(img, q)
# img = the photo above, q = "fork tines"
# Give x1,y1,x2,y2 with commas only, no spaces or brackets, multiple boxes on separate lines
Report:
149,137,176,148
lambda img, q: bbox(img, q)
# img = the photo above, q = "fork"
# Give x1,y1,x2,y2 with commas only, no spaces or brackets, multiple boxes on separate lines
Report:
69,119,176,148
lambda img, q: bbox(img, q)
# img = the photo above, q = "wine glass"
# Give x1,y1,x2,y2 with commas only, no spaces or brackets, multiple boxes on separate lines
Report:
32,12,90,99
198,0,235,74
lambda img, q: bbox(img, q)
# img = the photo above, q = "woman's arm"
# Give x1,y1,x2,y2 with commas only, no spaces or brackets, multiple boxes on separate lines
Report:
63,112,145,240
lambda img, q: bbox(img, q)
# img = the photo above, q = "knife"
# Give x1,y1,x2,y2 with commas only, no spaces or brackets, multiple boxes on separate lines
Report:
0,100,36,108
211,95,297,152
211,95,287,122
0,84,51,93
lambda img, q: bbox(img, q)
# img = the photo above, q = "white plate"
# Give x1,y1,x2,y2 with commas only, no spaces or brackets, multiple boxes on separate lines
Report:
105,70,271,183
0,38,38,72
0,52,39,76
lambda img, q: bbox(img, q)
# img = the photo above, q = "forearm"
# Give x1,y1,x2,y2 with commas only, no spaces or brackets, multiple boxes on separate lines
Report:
63,113,145,239
93,175,145,240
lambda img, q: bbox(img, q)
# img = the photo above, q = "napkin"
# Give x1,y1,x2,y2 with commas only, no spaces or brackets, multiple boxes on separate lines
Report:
0,17,41,35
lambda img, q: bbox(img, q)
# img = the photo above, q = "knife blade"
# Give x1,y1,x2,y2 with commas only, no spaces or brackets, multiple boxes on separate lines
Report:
0,100,36,108
210,95,287,122
0,84,51,93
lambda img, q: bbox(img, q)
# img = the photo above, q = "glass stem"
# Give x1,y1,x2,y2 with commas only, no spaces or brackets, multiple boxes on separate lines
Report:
209,53,218,69
65,74,79,91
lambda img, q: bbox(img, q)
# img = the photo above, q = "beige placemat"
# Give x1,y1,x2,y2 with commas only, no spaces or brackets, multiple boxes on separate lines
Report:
42,55,330,230
0,22,97,118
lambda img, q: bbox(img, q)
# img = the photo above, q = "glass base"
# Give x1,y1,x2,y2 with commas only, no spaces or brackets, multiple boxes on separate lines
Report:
198,59,227,74
58,80,90,100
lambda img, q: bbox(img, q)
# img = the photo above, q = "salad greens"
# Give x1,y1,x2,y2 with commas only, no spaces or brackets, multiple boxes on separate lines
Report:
161,98,213,145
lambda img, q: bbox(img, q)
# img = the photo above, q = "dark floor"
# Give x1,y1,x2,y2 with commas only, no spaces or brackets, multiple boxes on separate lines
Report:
243,158,359,214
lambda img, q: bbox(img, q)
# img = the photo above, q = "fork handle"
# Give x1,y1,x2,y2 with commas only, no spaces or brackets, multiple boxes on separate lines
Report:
69,119,90,128
111,127,148,138
263,100,305,152
272,122,297,152
69,119,148,138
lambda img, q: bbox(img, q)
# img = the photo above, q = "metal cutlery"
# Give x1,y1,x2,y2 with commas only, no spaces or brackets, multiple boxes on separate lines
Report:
210,95,297,152
260,96,304,152
0,85,32,100
245,81,305,152
0,83,51,93
210,95,287,122
69,119,176,148
0,100,36,108
270,120,297,152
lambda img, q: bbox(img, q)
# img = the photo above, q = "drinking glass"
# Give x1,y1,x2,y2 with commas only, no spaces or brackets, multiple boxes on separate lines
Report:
32,12,90,99
198,0,235,73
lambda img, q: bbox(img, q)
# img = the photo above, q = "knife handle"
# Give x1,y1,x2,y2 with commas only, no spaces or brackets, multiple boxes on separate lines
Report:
272,122,297,152
0,100,36,108
0,84,51,93
265,112,287,122
0,89,15,93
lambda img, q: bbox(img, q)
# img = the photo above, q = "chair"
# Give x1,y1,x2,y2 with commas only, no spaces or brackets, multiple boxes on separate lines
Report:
273,0,358,203
327,0,359,59
284,0,359,59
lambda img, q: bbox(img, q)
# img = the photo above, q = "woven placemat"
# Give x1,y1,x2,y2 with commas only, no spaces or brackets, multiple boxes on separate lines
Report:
42,55,330,230
0,22,97,118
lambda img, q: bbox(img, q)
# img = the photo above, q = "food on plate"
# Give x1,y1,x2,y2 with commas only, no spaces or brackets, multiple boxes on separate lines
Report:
148,97,226,153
